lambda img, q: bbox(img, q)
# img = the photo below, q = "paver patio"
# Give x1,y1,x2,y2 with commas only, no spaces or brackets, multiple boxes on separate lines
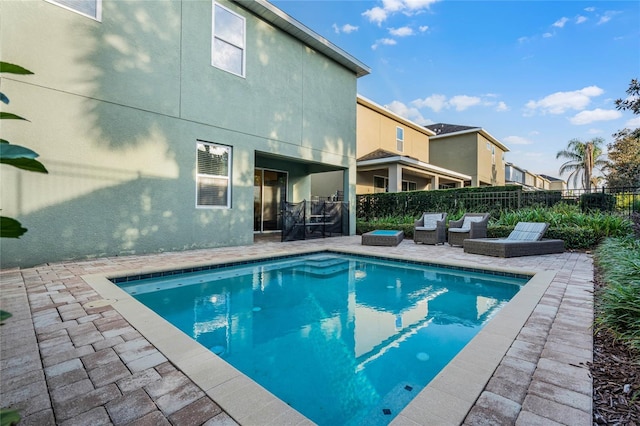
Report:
0,235,592,425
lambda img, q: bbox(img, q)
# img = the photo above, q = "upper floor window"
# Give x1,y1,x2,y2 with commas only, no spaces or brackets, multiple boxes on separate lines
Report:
212,2,245,77
46,0,102,20
196,141,232,208
396,127,404,152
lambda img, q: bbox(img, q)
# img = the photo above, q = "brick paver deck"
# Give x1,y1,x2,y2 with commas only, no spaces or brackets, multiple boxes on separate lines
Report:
1,236,592,425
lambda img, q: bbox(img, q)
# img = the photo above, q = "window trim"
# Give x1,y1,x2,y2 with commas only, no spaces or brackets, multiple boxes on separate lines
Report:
195,140,232,209
211,1,246,78
373,175,388,193
396,126,404,152
45,0,102,21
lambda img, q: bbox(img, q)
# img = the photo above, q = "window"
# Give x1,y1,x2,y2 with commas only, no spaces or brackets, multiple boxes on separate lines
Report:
46,0,101,20
402,181,417,191
486,142,491,150
212,2,245,77
396,127,404,152
196,141,231,208
373,176,388,193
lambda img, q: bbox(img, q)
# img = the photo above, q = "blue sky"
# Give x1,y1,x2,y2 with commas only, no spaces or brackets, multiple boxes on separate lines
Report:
271,0,640,179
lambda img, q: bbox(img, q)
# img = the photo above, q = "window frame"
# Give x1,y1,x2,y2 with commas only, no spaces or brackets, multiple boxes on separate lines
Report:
401,180,417,191
396,126,404,152
46,0,102,21
211,1,246,77
195,140,232,209
373,175,388,193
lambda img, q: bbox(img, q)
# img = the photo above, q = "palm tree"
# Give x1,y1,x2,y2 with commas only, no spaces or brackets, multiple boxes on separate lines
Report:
556,137,607,191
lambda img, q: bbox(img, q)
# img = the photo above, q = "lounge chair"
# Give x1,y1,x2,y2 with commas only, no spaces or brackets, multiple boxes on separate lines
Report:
447,213,490,247
413,212,447,245
463,222,565,258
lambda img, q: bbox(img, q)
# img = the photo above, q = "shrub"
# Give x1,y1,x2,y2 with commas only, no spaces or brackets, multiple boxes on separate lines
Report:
595,237,640,352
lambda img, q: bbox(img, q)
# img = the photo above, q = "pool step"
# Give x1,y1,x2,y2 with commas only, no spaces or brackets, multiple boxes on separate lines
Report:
292,258,351,277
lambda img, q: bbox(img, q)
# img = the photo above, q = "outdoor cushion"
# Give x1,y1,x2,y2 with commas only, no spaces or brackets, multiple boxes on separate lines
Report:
506,222,549,241
420,213,442,230
459,216,484,231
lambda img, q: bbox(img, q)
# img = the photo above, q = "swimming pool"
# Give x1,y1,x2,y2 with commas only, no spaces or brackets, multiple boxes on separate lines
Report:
115,252,529,425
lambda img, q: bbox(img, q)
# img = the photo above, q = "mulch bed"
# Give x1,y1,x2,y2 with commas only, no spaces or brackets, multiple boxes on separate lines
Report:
591,255,640,425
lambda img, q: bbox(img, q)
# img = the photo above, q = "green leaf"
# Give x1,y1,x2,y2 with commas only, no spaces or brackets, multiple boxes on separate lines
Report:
0,143,39,160
0,157,48,173
0,62,33,75
0,310,12,322
0,112,29,121
0,408,21,426
0,216,28,238
0,139,8,144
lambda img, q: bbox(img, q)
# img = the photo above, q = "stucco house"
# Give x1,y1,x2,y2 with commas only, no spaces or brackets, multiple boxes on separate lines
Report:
0,0,369,268
539,174,568,192
506,163,552,190
355,96,470,194
425,123,509,187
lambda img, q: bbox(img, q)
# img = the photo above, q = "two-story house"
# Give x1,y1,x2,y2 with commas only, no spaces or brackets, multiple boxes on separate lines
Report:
0,0,369,267
425,123,509,187
355,96,470,194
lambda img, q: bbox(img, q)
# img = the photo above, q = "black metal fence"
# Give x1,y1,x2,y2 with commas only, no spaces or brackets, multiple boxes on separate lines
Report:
356,186,640,220
281,200,349,242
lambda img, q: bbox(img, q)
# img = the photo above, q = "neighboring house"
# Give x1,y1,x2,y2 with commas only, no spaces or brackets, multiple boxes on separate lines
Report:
0,0,369,267
505,162,527,187
425,123,509,187
539,174,568,192
354,96,471,194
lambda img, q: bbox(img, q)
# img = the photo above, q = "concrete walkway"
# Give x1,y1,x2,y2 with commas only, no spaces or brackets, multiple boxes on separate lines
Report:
0,236,593,425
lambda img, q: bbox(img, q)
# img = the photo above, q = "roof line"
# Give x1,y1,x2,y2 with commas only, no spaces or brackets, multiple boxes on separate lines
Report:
233,0,371,78
357,95,437,136
430,127,509,152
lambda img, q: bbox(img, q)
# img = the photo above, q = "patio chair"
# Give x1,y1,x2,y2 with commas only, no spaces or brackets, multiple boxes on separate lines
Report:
447,213,490,247
413,212,447,245
463,221,565,258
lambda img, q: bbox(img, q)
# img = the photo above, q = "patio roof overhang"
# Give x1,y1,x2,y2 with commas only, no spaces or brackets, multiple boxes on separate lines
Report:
357,155,472,182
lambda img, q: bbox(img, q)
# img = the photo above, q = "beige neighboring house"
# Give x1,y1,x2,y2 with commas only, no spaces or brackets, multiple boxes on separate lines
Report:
425,123,509,187
355,96,471,194
539,174,568,192
506,162,552,190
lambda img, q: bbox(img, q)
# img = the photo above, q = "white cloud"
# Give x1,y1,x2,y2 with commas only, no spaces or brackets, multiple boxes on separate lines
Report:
585,7,595,12
363,0,438,25
419,25,429,32
496,101,509,112
626,116,640,127
333,23,359,34
449,95,481,111
542,32,553,38
411,94,447,112
576,15,587,24
362,7,388,26
569,108,622,125
412,94,500,112
371,38,397,50
503,136,533,145
553,17,569,28
389,26,414,36
525,86,604,115
597,11,620,25
386,100,430,125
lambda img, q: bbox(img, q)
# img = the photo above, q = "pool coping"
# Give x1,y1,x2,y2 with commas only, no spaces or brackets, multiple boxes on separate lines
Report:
81,248,555,425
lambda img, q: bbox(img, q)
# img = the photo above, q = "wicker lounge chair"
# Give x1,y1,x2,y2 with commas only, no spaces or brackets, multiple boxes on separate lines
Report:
447,213,490,247
463,222,565,258
413,212,447,245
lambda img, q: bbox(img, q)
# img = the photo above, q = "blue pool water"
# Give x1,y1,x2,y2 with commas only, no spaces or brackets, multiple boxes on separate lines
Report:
117,252,528,425
369,230,400,235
